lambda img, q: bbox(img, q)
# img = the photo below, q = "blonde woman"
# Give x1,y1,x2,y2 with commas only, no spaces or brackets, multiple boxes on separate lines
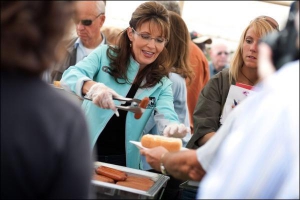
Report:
187,16,279,149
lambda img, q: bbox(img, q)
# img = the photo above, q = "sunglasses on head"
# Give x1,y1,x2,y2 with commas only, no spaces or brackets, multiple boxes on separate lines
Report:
73,13,104,26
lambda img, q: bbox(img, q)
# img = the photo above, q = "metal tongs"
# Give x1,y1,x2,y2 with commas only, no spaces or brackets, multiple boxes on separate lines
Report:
83,96,145,114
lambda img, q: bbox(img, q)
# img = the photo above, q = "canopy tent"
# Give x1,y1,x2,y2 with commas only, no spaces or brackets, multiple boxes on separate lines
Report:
63,1,293,52
102,1,292,51
178,1,292,51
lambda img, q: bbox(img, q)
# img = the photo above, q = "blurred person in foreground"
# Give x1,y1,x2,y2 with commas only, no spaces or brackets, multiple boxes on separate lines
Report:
140,3,299,198
1,1,93,199
158,1,210,134
61,1,190,169
186,15,279,149
50,0,107,82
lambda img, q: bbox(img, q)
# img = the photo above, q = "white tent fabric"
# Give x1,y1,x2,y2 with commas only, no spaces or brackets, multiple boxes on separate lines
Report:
103,1,292,51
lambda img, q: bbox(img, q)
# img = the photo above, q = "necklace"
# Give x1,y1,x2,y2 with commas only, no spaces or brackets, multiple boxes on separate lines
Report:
240,69,255,85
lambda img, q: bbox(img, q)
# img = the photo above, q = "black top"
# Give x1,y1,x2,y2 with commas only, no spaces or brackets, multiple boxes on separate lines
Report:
95,82,139,155
1,69,93,199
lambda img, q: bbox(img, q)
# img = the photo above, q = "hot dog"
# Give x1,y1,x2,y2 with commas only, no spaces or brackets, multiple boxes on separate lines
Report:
134,97,150,119
126,176,154,187
93,173,115,183
116,180,151,191
95,166,127,181
141,134,182,152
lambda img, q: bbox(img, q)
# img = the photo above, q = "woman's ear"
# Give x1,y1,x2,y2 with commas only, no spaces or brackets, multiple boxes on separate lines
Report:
127,27,133,42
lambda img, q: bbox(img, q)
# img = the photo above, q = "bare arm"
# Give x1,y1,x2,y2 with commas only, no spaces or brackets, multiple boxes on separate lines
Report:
140,147,205,181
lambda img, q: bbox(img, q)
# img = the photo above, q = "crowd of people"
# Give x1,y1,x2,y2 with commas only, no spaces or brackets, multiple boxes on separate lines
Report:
1,1,299,199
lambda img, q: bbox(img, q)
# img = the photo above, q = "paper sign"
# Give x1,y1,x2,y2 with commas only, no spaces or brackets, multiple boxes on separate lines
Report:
220,84,255,124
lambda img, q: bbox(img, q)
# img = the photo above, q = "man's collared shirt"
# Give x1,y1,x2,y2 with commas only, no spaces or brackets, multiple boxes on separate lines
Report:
75,34,106,63
209,62,229,78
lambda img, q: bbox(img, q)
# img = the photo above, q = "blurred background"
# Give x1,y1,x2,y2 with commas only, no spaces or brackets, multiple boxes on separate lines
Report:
68,1,293,54
109,1,291,51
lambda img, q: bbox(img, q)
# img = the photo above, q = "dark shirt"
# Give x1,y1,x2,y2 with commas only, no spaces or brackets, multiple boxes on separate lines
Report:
209,62,229,78
95,82,139,155
1,69,93,199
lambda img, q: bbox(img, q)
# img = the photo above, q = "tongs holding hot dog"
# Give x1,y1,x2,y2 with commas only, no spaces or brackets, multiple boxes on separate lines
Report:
83,96,145,114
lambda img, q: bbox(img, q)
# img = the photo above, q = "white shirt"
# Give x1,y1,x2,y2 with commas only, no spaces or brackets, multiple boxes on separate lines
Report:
197,60,299,199
75,34,106,63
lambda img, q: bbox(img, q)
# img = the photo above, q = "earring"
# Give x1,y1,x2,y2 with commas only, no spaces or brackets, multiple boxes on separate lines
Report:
130,43,132,47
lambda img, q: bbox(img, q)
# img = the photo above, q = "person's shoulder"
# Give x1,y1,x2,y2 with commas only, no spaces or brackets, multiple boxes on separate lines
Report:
160,75,173,87
95,44,110,52
61,37,78,48
189,41,205,56
211,68,230,80
90,44,110,58
38,83,85,118
268,60,299,90
169,72,185,81
276,60,299,77
204,68,230,90
169,72,186,86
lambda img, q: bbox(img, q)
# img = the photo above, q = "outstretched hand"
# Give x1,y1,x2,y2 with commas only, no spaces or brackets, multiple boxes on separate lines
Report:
140,146,168,171
163,123,190,138
86,83,123,116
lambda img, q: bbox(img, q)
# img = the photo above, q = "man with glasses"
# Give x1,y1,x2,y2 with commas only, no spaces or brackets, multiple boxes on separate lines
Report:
50,1,107,82
208,40,230,78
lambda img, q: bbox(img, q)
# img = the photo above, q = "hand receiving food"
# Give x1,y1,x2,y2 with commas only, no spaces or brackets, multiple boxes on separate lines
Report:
86,83,123,116
163,123,190,138
140,146,168,172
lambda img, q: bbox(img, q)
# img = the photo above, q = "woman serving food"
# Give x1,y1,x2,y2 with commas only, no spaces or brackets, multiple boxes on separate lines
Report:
61,1,190,169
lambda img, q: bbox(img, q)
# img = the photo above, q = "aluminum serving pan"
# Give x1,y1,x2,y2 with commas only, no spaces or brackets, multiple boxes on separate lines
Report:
92,162,170,199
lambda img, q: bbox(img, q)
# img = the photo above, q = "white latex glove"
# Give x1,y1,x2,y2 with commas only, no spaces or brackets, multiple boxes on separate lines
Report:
85,83,123,117
163,123,190,138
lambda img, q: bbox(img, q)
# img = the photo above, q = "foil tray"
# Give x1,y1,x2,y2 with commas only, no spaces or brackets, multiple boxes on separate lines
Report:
92,162,170,199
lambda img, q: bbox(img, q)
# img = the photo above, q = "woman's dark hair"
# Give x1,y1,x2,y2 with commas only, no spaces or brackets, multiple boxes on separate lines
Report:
107,1,170,88
166,11,194,85
1,1,74,75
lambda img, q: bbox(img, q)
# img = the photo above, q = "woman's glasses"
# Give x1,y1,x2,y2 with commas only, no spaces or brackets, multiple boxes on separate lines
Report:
131,27,168,46
73,13,104,26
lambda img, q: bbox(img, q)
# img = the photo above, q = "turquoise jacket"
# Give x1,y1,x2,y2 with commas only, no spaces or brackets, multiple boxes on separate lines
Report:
61,45,179,169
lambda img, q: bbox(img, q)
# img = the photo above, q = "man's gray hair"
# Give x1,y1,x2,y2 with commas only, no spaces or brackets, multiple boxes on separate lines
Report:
95,1,106,14
158,1,181,16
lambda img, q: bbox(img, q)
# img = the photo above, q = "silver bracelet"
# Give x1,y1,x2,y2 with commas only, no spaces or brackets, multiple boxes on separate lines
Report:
160,152,168,175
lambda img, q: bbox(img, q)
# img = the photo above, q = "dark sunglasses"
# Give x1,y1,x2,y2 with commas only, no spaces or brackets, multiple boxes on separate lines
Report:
73,13,104,26
217,51,229,56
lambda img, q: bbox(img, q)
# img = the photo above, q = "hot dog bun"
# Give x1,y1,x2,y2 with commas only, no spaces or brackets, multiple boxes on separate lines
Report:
141,134,182,152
